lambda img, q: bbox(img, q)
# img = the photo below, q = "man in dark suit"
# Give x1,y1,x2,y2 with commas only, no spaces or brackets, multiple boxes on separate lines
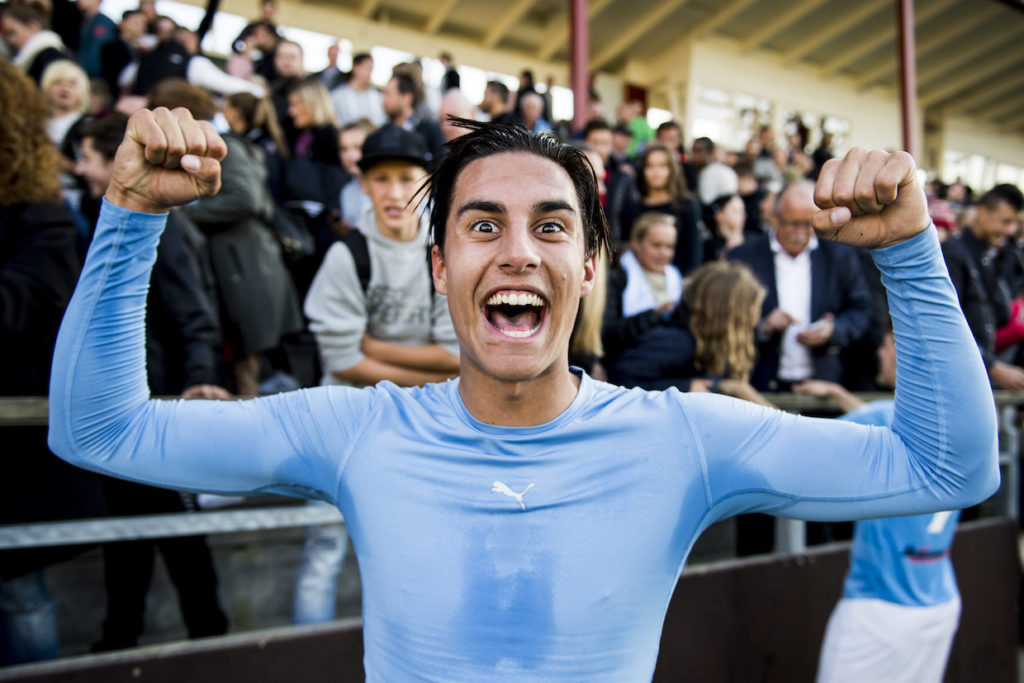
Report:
728,180,872,392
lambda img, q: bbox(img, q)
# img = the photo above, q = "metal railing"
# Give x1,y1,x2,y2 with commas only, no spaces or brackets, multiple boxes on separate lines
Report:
2,392,1020,554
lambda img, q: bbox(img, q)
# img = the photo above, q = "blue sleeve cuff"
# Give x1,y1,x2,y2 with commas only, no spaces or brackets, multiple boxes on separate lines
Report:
101,196,170,222
869,223,940,273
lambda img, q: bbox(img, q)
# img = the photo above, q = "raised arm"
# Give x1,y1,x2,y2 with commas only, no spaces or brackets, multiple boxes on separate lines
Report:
690,149,999,522
48,108,366,500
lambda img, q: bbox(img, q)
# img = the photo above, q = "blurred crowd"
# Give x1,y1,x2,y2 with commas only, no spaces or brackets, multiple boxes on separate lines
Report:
2,0,1023,665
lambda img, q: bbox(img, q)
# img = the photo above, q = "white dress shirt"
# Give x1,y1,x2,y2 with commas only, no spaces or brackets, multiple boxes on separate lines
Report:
770,231,819,382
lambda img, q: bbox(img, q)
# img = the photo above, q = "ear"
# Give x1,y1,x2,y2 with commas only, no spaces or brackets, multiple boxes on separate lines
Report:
431,244,447,295
579,251,597,298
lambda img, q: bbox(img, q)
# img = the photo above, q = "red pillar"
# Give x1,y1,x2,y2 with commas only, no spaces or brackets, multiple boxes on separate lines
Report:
570,0,588,133
897,0,918,159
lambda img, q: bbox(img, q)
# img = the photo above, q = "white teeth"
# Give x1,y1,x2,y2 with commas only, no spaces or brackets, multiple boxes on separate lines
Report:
503,325,541,338
486,292,544,307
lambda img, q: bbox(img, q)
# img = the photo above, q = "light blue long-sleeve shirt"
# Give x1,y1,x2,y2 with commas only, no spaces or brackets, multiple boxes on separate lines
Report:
49,200,998,681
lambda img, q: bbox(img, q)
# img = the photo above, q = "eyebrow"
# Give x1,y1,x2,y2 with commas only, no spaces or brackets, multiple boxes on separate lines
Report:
454,199,577,220
455,200,505,220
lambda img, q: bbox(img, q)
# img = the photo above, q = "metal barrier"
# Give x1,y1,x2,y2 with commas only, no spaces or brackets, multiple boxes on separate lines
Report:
2,392,1020,554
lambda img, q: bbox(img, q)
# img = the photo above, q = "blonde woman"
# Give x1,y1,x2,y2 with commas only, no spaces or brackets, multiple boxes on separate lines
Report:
683,261,774,407
285,77,340,163
280,78,347,285
42,60,90,148
601,212,688,389
41,59,91,205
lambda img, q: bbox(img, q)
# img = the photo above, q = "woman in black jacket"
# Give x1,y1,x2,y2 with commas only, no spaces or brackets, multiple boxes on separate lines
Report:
627,143,705,275
149,80,304,395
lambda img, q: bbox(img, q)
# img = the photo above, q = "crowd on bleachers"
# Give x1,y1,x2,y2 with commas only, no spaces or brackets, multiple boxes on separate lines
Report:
2,0,1023,665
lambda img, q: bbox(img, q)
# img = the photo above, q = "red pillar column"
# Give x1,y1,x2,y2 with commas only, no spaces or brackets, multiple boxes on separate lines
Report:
897,0,918,159
570,0,588,134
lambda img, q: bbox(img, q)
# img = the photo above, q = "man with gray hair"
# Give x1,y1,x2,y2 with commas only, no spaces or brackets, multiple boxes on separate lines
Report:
728,180,872,392
519,91,551,135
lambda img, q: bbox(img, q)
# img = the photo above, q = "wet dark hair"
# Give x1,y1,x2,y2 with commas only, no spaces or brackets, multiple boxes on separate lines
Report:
80,113,130,162
582,118,611,140
979,183,1024,213
427,118,611,260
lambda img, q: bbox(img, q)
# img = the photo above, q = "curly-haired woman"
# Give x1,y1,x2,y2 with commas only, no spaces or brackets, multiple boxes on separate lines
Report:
0,57,104,665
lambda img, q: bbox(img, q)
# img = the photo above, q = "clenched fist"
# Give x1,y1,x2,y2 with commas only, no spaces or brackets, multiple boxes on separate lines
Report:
812,148,930,249
105,107,227,214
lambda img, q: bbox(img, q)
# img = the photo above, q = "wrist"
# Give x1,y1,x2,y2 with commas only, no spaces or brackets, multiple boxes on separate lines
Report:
105,181,168,215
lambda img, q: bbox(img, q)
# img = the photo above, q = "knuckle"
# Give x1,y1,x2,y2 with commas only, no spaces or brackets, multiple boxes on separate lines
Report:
833,188,854,205
845,146,867,161
171,106,195,121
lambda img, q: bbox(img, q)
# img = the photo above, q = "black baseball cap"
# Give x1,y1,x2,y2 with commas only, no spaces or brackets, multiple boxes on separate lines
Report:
358,125,431,172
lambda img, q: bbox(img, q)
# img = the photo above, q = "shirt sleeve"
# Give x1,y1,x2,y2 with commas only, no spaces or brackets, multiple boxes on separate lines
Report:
304,242,368,376
48,200,374,502
684,226,999,523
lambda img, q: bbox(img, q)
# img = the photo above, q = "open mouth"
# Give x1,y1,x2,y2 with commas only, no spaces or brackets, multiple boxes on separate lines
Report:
484,290,548,339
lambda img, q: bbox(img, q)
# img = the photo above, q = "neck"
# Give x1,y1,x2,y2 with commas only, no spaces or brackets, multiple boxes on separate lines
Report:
376,215,420,242
457,359,581,427
52,104,76,117
392,110,412,127
646,189,671,204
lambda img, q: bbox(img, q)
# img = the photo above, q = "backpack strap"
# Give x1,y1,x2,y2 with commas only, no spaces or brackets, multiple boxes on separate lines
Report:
339,229,371,293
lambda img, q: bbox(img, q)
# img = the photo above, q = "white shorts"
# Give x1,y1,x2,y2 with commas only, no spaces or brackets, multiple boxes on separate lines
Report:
815,596,961,683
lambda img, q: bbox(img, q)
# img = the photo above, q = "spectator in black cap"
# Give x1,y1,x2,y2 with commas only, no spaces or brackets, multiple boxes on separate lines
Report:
294,124,459,624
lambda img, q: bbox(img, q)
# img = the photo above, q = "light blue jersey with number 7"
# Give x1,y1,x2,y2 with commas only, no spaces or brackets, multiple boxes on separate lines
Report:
840,401,960,607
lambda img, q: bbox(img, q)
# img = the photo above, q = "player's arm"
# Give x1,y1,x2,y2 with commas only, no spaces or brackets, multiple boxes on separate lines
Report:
48,108,359,500
690,149,998,522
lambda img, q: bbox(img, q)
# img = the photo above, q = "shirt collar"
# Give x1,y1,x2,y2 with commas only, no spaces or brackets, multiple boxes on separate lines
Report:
769,230,818,257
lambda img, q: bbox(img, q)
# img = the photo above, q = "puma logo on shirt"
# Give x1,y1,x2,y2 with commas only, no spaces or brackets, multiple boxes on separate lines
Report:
491,481,534,511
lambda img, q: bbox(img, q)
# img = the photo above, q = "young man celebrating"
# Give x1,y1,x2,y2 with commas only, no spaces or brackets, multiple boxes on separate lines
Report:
49,110,998,680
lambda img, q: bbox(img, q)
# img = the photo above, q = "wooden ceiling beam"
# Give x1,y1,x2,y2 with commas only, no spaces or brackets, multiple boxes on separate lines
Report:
855,5,999,90
424,0,461,34
976,91,1024,123
818,0,957,77
688,0,758,40
590,0,692,71
739,0,830,54
920,49,1024,107
945,69,1024,116
359,0,380,19
781,0,889,66
482,0,538,48
917,26,1024,90
536,0,614,61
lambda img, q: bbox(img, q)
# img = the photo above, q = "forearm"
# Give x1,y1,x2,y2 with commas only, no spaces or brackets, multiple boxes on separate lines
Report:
48,201,346,497
697,228,999,525
876,226,998,498
362,339,459,373
334,356,454,387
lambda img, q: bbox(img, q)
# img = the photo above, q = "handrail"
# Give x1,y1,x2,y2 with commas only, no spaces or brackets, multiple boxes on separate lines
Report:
0,505,343,550
2,391,1019,552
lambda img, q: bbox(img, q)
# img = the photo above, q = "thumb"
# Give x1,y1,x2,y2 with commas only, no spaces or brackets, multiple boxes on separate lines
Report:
180,154,221,191
812,206,852,232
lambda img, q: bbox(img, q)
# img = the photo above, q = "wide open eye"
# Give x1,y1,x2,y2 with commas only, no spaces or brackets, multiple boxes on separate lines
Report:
472,220,497,233
538,221,564,234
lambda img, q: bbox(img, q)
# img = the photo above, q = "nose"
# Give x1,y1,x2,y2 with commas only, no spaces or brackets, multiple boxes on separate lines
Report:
497,222,540,273
386,179,405,201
